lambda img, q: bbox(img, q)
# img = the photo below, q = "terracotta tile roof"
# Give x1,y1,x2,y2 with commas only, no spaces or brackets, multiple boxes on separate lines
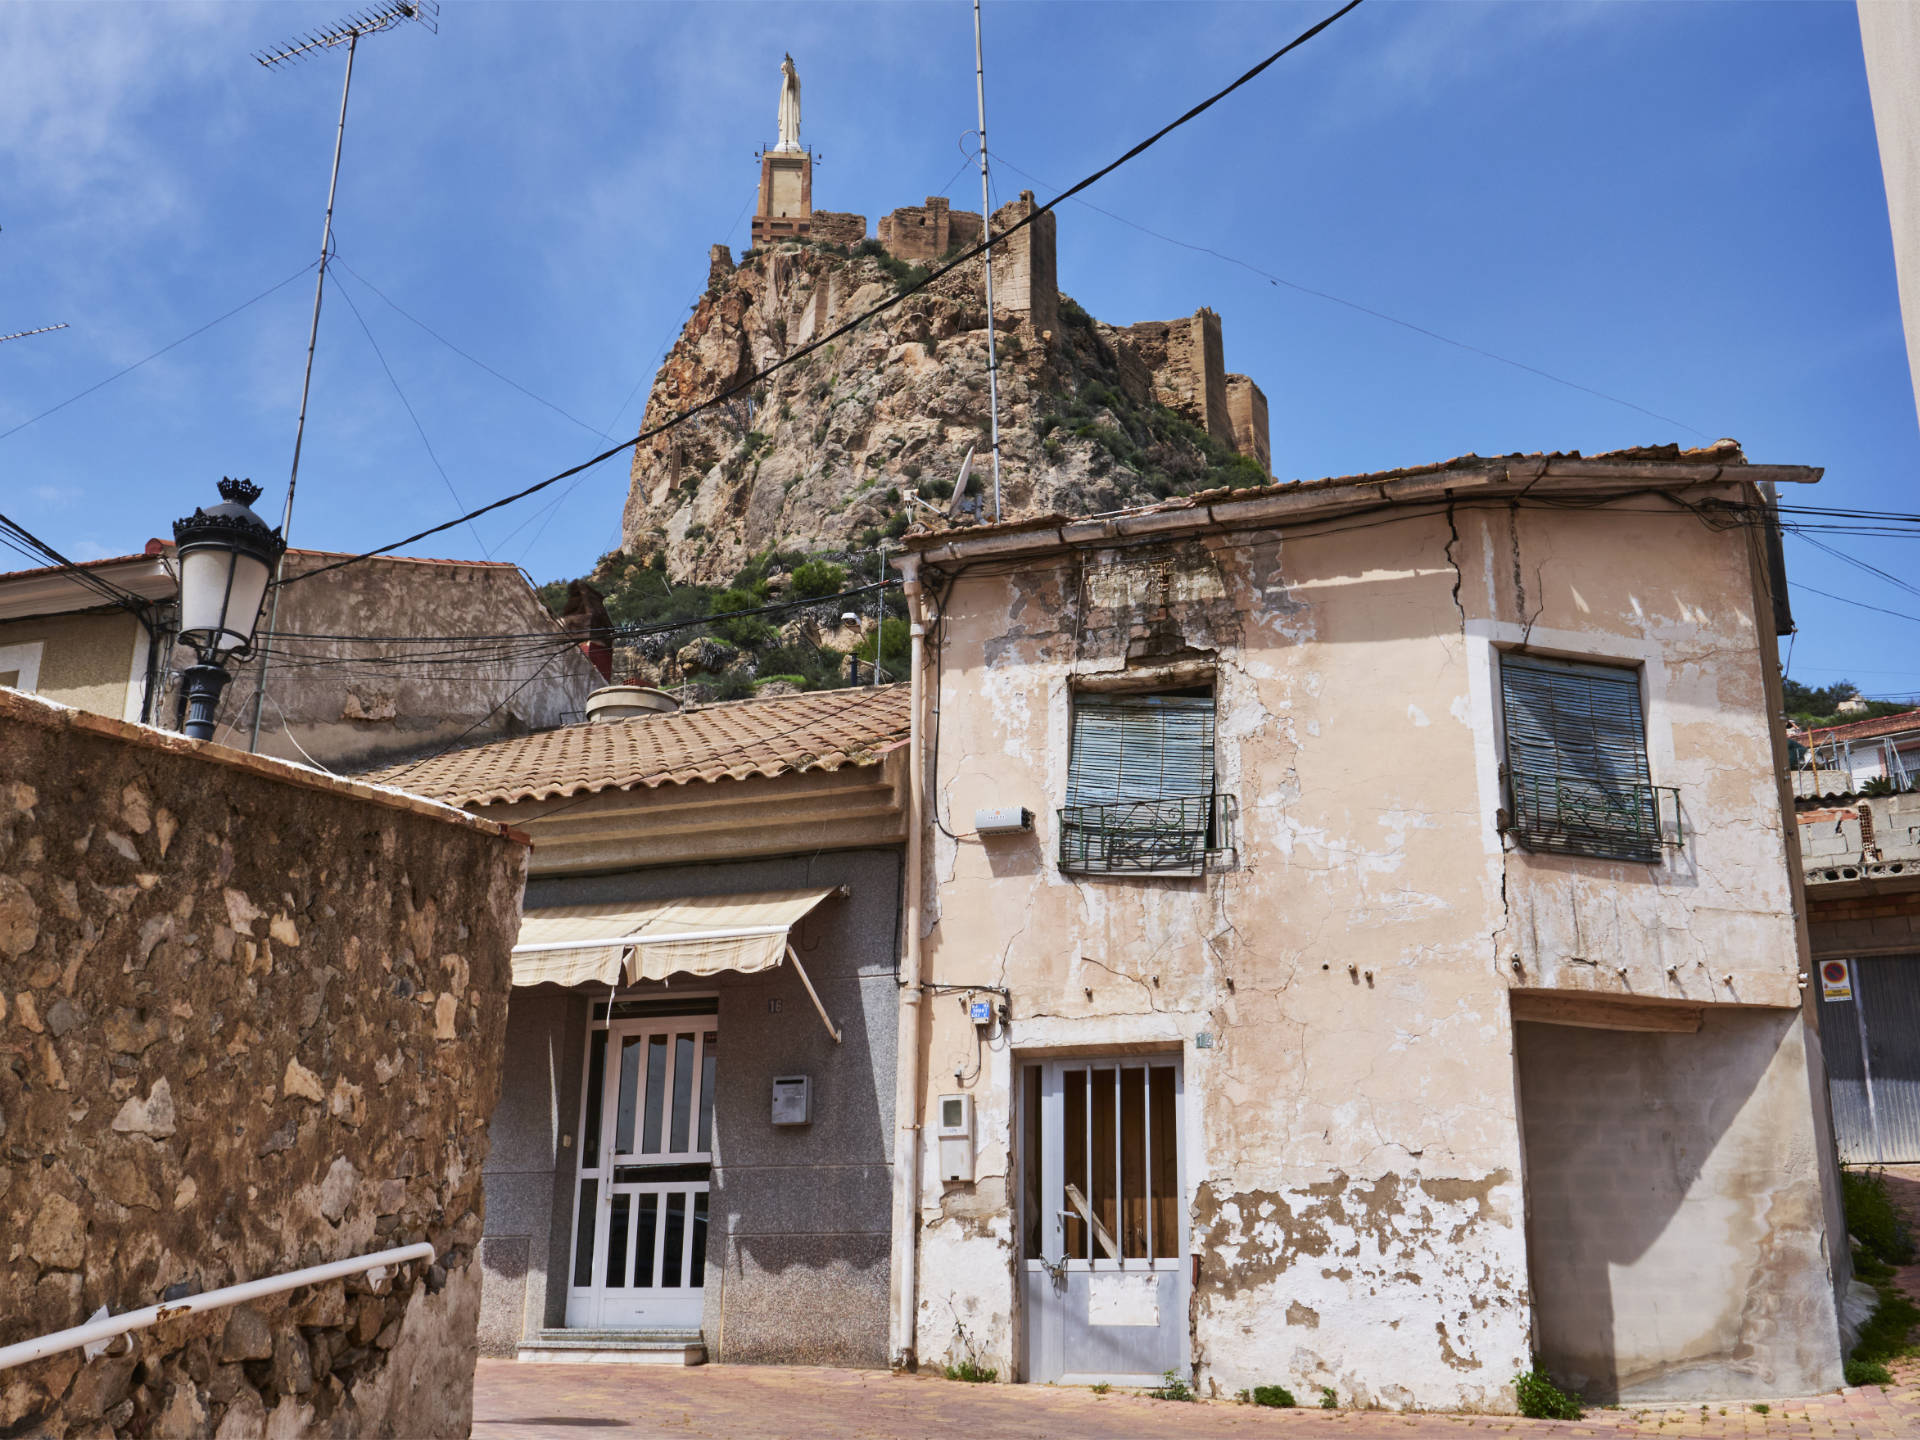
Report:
1800,708,1920,745
368,685,910,807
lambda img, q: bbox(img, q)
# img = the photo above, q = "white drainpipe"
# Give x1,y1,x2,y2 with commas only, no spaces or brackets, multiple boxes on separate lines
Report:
888,554,928,1369
0,1242,434,1373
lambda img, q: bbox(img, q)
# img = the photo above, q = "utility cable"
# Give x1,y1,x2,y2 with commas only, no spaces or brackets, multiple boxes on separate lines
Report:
333,277,491,557
989,150,1708,440
276,0,1366,589
0,261,317,444
0,512,153,615
333,257,613,441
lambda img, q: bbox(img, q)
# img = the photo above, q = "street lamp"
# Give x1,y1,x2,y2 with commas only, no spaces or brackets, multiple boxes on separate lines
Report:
172,478,286,742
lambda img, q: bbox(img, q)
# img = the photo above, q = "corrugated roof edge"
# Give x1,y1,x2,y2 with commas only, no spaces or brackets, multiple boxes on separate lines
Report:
0,687,530,847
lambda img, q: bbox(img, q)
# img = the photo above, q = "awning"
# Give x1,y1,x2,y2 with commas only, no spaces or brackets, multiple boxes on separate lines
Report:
510,887,844,1040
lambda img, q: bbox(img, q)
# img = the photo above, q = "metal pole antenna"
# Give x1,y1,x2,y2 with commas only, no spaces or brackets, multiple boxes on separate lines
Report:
248,31,358,752
239,1,436,752
973,0,1004,524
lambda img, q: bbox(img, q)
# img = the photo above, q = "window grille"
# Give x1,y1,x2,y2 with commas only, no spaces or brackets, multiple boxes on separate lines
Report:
1499,655,1679,862
1059,693,1227,875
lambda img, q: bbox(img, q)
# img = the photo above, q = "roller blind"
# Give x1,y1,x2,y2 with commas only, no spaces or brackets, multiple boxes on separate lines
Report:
1500,656,1650,790
1066,695,1216,808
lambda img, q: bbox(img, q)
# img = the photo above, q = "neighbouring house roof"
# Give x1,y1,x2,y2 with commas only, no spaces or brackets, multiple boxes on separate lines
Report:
371,684,912,807
1798,708,1920,746
0,544,177,622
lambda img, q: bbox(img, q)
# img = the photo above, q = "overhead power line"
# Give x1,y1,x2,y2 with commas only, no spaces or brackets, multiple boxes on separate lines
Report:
988,152,1708,440
277,0,1368,590
0,512,154,615
0,262,316,444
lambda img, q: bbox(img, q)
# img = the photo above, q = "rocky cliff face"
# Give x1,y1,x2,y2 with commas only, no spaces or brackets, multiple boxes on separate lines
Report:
619,237,1268,586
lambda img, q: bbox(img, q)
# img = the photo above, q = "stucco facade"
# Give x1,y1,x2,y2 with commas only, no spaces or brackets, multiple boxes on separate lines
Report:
893,446,1846,1407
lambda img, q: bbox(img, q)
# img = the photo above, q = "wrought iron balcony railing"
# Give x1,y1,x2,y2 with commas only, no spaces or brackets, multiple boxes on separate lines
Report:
1057,794,1234,876
1505,773,1683,863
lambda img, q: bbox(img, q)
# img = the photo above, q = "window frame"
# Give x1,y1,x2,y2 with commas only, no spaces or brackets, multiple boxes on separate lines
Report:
1497,651,1672,864
1058,684,1224,877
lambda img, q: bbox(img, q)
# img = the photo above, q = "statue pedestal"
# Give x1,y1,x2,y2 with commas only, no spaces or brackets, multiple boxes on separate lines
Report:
752,149,813,248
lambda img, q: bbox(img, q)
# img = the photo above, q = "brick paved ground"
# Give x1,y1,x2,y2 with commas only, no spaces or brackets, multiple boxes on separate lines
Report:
473,1168,1920,1440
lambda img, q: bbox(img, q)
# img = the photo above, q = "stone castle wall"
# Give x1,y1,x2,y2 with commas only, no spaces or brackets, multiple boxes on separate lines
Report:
877,197,983,263
986,191,1058,337
0,690,527,1438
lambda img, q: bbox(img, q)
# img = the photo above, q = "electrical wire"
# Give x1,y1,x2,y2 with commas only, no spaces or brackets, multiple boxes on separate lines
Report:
0,261,318,444
275,0,1367,590
0,512,154,615
333,276,491,557
990,152,1708,441
333,257,613,441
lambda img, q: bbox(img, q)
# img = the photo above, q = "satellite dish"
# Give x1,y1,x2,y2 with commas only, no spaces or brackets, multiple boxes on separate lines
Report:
948,447,976,520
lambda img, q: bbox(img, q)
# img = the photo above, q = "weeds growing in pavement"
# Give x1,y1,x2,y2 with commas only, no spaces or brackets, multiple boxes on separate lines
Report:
1514,1363,1583,1420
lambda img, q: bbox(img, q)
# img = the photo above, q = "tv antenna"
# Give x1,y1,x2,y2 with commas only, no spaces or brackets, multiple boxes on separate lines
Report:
0,323,69,346
245,0,438,753
973,0,1003,522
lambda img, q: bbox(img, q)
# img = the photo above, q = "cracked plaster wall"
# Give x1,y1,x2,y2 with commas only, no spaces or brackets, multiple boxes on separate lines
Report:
911,489,1833,1409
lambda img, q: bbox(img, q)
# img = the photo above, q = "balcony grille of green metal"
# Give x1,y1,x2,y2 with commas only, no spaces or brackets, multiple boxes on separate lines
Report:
1500,655,1670,862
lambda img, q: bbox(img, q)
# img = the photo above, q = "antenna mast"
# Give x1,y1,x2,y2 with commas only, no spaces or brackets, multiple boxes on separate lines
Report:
973,0,1003,523
245,0,438,753
0,323,69,346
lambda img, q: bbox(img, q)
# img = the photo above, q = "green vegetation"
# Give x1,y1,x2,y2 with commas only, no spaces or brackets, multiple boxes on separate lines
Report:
1248,1385,1295,1408
1088,1382,1111,1396
1784,678,1913,730
1841,1168,1919,1386
942,1359,998,1384
1318,1386,1338,1409
1751,1403,1770,1415
1513,1365,1583,1420
538,546,906,699
1150,1369,1195,1403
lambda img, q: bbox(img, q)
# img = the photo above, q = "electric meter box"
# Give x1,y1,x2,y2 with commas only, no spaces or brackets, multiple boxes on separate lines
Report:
771,1075,811,1126
937,1093,974,1183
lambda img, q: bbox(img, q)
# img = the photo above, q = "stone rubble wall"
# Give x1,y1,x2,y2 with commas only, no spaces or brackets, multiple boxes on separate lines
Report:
0,690,527,1438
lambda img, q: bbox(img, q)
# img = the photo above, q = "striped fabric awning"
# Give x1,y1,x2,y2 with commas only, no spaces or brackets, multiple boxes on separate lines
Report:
510,888,841,988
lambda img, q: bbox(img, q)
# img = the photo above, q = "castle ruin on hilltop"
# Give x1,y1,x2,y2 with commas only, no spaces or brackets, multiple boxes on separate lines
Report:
746,59,1270,474
619,56,1273,582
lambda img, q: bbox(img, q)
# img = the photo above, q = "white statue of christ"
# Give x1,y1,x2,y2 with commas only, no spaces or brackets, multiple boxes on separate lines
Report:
774,53,802,152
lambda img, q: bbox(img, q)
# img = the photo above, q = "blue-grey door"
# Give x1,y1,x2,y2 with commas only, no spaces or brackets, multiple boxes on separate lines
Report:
1817,953,1920,1164
1019,1058,1187,1385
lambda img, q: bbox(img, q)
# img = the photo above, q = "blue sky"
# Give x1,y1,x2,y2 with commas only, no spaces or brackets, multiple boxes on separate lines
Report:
2,1,1915,697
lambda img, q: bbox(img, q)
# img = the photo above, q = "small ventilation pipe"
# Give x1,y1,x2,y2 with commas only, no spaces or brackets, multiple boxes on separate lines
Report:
888,552,928,1369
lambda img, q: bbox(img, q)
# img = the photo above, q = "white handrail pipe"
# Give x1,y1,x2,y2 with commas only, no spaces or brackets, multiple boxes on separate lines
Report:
0,1242,434,1373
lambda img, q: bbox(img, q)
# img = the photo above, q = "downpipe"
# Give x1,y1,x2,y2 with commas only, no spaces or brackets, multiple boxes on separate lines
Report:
888,555,928,1369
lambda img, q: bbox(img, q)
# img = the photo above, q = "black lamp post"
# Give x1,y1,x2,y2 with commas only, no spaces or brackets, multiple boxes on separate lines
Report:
171,478,286,742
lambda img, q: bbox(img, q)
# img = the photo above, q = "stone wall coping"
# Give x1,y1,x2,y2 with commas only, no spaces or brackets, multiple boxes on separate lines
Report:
0,686,530,847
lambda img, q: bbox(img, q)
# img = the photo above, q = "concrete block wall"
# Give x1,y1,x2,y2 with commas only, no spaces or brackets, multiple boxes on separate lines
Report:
1806,888,1920,956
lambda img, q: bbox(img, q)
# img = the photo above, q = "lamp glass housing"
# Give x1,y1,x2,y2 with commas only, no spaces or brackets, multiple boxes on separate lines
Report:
177,543,273,658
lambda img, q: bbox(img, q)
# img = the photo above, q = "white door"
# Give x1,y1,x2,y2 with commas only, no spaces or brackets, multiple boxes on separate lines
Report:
1020,1057,1188,1384
566,1004,717,1330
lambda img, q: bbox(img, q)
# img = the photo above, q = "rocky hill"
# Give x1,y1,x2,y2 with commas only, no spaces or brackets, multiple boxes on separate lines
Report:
543,194,1274,697
617,216,1270,587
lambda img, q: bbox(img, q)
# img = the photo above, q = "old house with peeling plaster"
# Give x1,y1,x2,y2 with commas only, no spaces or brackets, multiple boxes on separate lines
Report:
885,440,1849,1408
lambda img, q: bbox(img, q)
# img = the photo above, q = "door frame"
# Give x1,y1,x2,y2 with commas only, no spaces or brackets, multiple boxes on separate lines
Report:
1016,1050,1190,1384
564,992,719,1330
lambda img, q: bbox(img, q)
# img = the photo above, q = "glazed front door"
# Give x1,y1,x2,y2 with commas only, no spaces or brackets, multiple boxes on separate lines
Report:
566,1001,716,1329
1020,1057,1188,1384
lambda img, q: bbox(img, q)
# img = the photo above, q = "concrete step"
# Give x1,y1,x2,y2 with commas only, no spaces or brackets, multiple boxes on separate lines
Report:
515,1329,707,1366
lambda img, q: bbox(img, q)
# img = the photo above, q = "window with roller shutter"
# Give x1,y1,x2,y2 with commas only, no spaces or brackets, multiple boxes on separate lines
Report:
1059,691,1222,875
1499,654,1665,862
